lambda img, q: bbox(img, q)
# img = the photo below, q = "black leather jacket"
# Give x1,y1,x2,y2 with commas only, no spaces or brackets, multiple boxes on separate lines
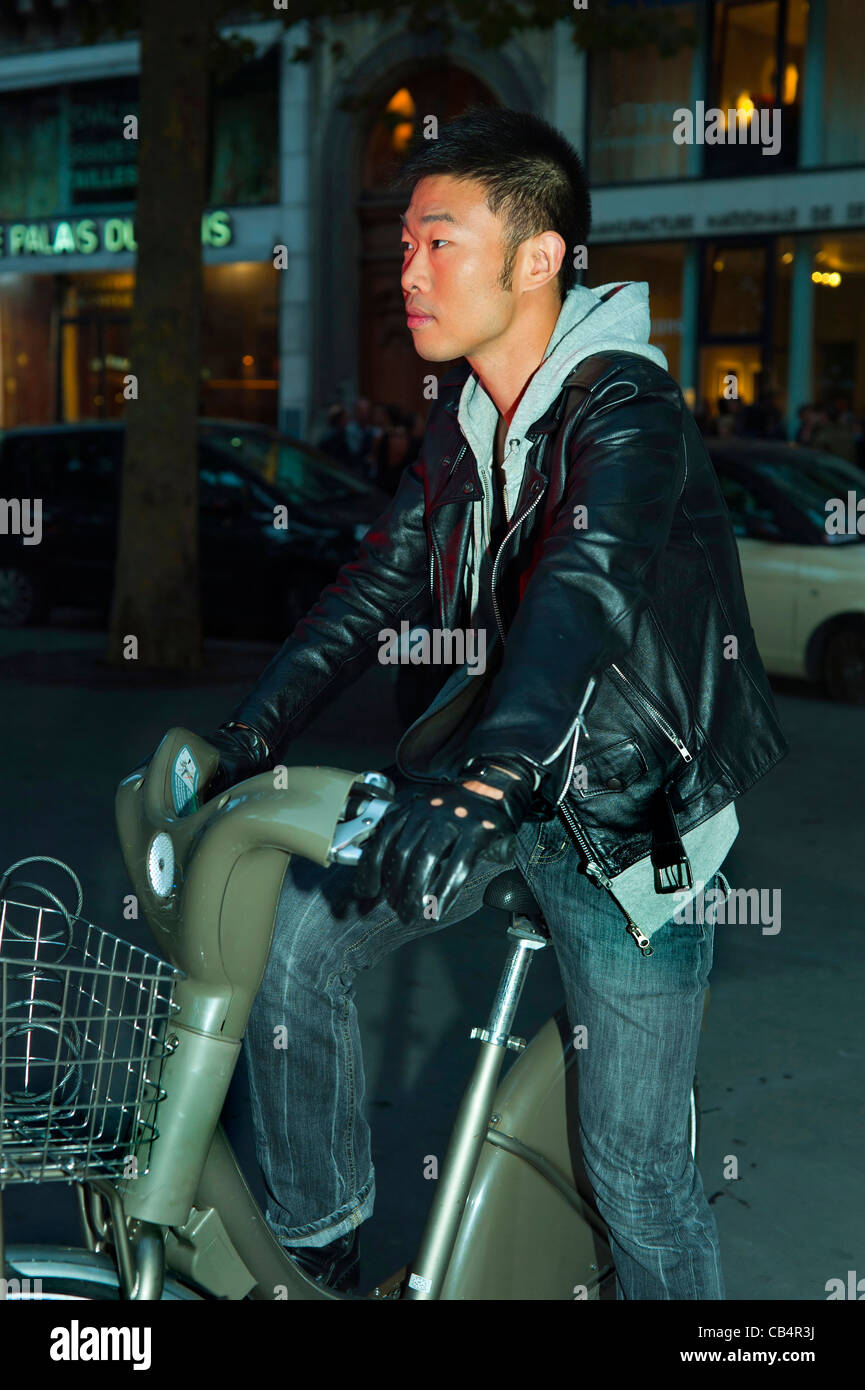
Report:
232,350,788,880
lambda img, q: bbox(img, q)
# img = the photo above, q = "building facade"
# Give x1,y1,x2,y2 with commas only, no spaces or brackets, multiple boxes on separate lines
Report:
0,1,862,445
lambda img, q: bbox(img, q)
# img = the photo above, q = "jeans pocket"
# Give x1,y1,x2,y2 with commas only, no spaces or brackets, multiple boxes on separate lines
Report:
529,814,571,865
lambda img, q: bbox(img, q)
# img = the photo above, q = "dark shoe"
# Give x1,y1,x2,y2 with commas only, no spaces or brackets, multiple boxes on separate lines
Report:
286,1228,361,1293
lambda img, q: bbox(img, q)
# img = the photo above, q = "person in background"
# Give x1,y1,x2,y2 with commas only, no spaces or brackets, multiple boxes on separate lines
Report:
716,395,743,438
344,397,377,481
741,389,786,441
693,398,713,436
317,404,354,469
764,390,788,440
811,403,857,464
795,403,820,446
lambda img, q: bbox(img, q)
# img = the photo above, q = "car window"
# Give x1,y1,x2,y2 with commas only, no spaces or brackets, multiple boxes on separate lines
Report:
1,432,120,503
715,469,784,540
198,464,252,511
275,442,368,506
747,452,865,542
201,427,369,508
200,428,280,485
1,435,36,491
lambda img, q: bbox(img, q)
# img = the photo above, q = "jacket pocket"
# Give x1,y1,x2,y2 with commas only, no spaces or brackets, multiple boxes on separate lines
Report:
569,736,649,799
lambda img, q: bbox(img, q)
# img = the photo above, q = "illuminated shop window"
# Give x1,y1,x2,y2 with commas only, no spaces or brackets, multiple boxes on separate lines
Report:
706,0,807,175
811,234,865,424
698,236,794,433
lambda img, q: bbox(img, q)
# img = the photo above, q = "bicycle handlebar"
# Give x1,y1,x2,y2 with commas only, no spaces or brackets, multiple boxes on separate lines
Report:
115,728,514,1034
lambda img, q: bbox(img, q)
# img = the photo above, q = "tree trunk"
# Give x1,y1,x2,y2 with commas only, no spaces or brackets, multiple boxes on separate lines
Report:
106,0,215,670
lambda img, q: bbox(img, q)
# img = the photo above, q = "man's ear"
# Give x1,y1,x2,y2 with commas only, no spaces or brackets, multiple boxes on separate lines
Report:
519,230,566,293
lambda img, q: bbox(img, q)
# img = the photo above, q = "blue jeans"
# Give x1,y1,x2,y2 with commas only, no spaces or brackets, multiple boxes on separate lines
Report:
243,804,725,1300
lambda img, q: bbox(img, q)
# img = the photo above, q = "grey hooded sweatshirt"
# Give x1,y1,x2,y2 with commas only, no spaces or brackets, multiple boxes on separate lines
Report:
456,280,738,938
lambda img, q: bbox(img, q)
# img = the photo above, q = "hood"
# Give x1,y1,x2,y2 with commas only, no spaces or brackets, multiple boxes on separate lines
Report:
456,280,670,625
458,280,668,508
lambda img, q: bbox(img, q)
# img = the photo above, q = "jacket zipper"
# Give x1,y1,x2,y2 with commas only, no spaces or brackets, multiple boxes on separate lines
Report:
558,797,654,957
552,675,597,808
489,467,545,645
486,442,649,956
609,663,692,764
429,445,468,607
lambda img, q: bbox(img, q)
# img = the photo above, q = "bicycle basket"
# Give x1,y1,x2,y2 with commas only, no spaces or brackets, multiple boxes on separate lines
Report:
0,860,182,1185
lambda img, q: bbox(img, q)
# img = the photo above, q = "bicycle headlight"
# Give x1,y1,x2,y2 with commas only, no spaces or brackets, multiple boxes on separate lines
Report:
147,832,175,897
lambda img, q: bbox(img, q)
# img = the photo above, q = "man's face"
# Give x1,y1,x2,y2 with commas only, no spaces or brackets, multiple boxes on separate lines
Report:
400,175,519,363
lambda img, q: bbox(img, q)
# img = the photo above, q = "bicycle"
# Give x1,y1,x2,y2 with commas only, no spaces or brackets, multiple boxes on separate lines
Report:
1,726,702,1300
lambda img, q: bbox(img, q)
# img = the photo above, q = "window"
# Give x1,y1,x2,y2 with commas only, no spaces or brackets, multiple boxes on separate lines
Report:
706,0,807,175
209,45,279,205
811,233,865,421
0,54,278,222
584,242,687,381
588,4,698,184
198,464,252,513
274,443,366,508
714,467,782,538
4,431,121,502
0,88,61,218
821,0,865,166
68,78,139,208
748,451,865,541
705,244,766,336
200,264,279,427
698,238,794,432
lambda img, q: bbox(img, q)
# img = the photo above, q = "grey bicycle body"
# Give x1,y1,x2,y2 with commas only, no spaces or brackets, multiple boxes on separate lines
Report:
1,727,701,1300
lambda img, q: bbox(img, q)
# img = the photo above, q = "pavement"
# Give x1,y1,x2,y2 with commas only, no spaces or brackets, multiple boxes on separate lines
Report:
0,616,861,1299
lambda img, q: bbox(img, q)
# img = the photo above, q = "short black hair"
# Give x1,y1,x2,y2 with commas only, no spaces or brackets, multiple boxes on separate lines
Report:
391,104,591,301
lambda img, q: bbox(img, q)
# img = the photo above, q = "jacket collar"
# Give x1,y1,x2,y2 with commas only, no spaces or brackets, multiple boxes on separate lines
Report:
440,359,577,439
429,358,577,514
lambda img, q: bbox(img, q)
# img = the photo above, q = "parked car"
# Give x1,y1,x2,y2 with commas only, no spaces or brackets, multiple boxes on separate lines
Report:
197,418,381,529
707,440,865,702
0,420,390,637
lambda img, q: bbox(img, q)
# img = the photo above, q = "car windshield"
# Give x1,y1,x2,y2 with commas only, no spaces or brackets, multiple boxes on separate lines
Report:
749,451,865,543
202,428,366,507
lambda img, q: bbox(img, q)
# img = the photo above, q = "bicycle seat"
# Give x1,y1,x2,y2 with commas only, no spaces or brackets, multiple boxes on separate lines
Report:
483,869,546,927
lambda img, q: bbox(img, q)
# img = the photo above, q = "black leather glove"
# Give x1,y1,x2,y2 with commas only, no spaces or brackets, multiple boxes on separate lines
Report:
203,721,272,797
355,757,535,925
128,720,271,806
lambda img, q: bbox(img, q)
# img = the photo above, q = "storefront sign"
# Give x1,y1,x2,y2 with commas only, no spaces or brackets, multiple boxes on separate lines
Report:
592,182,865,243
0,210,231,257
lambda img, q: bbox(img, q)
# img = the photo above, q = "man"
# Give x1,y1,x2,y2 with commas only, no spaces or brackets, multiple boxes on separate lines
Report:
197,107,787,1296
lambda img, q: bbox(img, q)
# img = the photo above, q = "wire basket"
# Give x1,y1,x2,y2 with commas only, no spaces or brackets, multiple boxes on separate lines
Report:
0,857,181,1185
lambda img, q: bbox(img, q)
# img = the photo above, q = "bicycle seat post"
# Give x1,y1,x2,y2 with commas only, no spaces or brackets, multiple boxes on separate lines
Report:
404,869,549,1301
471,870,550,1054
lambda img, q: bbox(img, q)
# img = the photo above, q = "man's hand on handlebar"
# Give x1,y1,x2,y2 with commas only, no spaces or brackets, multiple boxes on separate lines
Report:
355,756,536,925
131,720,273,802
202,721,272,797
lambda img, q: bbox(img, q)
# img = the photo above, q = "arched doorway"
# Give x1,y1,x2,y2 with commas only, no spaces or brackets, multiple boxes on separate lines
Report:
357,66,498,426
